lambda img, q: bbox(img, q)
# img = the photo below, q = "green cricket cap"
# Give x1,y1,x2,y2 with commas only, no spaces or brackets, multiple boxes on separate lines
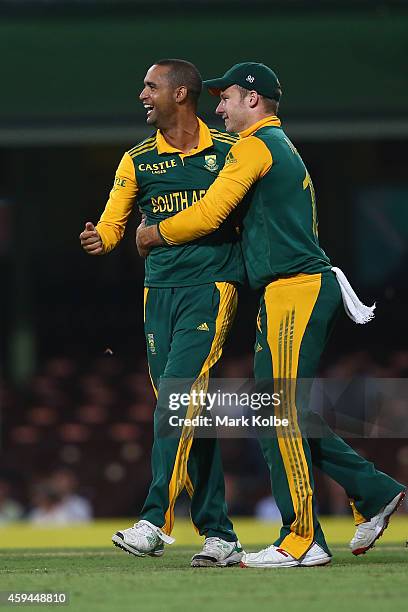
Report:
204,62,281,100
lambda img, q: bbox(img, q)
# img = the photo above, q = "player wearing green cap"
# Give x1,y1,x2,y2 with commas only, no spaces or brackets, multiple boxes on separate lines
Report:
80,59,245,567
137,62,406,568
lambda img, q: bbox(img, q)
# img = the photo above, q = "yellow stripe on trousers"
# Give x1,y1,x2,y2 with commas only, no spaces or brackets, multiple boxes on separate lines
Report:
349,499,367,525
162,282,238,535
185,473,194,498
264,273,321,559
185,473,200,535
145,288,197,533
144,288,158,398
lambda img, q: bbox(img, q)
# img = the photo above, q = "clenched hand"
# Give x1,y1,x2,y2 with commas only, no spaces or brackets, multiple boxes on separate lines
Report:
136,220,163,258
79,222,103,255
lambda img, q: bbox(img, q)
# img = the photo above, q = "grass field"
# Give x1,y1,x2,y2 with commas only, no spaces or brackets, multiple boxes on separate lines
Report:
0,518,407,612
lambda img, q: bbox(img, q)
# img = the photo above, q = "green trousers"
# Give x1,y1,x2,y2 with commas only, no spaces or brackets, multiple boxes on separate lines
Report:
140,282,238,541
255,271,404,559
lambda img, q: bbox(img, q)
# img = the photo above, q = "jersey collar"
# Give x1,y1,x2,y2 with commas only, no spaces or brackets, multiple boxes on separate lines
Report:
156,117,213,156
239,115,281,138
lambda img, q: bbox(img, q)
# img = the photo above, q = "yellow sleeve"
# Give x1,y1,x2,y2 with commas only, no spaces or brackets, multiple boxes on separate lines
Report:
96,152,138,253
159,136,272,245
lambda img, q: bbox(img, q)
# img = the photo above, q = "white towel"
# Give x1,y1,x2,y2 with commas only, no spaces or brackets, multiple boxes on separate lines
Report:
331,267,376,324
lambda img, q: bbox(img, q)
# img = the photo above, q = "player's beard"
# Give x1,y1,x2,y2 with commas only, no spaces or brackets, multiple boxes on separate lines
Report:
146,108,158,126
147,102,174,130
223,101,249,133
223,116,234,132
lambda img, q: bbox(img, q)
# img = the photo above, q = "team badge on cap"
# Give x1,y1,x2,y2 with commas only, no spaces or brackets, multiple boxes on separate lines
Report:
204,62,281,101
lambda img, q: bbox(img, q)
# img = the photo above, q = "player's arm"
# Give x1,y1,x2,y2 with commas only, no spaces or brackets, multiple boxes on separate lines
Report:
80,152,138,255
136,137,272,253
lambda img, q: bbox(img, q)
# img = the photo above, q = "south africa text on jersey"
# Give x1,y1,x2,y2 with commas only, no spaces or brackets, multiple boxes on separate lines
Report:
151,189,207,214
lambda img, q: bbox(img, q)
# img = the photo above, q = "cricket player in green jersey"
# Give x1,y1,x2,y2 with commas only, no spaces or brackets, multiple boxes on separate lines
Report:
80,59,245,567
137,62,406,568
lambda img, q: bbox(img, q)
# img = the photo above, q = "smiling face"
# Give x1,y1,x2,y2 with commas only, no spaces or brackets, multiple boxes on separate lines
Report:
215,84,253,133
139,64,178,129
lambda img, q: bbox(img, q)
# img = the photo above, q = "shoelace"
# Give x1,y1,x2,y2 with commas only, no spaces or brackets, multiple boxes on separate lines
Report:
131,521,175,545
257,545,289,558
202,537,228,552
133,521,156,537
259,544,276,554
354,523,374,538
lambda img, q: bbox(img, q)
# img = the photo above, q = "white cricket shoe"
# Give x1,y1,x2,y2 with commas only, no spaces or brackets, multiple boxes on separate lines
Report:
241,544,298,568
112,519,175,557
241,543,331,568
350,490,406,556
191,537,244,567
299,543,332,567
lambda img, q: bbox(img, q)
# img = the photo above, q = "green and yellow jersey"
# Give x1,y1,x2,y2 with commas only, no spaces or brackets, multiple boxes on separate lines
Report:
96,118,245,287
159,116,331,290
